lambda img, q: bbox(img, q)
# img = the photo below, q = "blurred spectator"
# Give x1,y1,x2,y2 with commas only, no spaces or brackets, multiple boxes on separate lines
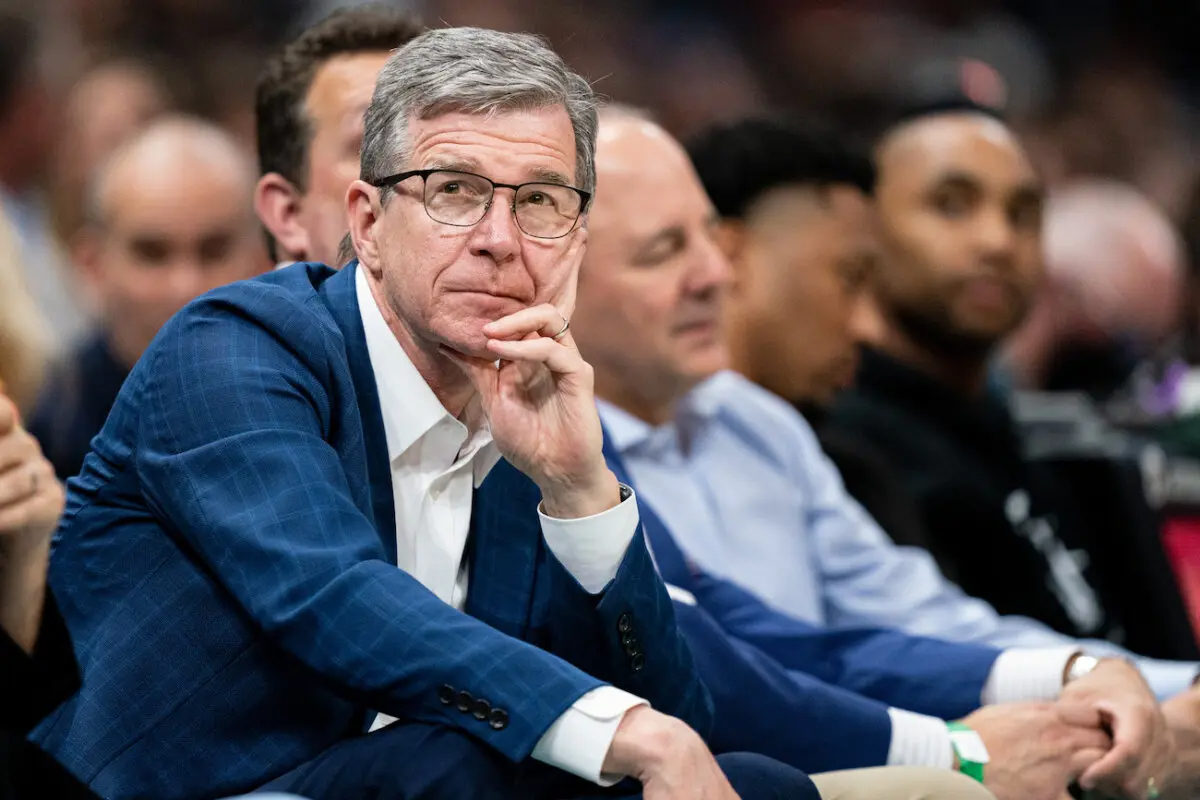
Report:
27,117,268,480
0,204,49,414
254,5,423,267
0,4,89,351
827,106,1116,640
1002,179,1185,400
51,54,174,246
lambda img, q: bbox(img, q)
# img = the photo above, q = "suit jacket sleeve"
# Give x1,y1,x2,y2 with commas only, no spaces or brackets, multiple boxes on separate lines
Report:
691,572,998,721
0,593,79,734
672,597,892,774
132,296,622,764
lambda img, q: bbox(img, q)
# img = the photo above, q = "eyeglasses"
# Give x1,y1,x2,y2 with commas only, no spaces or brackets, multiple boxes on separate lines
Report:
370,169,591,240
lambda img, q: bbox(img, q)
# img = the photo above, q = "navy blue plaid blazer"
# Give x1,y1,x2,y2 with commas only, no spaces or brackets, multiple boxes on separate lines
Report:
33,262,711,800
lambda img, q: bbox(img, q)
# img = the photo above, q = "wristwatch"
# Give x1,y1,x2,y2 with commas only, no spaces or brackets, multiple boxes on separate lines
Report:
947,722,989,783
1065,654,1101,685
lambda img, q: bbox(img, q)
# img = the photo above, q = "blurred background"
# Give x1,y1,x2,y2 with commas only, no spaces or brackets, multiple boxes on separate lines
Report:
5,0,1200,629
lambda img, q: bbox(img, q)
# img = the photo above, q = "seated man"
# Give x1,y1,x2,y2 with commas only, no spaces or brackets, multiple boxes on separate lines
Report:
33,28,812,800
244,19,1133,798
569,106,1200,799
26,117,269,479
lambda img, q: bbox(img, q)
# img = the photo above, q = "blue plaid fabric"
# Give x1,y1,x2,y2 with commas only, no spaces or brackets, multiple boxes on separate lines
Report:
33,262,711,800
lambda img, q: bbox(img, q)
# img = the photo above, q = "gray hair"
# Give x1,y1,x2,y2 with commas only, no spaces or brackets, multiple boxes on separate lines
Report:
360,27,598,199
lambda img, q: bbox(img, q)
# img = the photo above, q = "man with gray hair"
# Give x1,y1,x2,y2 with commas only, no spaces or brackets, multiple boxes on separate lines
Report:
32,27,816,800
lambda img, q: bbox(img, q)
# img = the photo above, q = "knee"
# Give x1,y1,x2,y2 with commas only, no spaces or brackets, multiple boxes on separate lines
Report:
882,767,997,800
715,752,819,800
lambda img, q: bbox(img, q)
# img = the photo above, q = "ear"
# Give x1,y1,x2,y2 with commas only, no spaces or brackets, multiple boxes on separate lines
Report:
347,179,384,278
254,173,311,263
70,225,106,306
713,219,749,295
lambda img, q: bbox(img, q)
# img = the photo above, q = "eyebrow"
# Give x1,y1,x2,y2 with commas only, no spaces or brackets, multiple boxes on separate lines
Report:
425,158,573,186
633,225,686,261
930,170,1045,202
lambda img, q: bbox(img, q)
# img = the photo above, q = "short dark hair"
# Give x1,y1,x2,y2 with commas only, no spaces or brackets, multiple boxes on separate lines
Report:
255,5,423,190
0,5,39,118
686,117,876,221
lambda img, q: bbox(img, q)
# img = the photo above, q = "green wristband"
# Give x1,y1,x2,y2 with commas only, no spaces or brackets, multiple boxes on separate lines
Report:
947,721,988,783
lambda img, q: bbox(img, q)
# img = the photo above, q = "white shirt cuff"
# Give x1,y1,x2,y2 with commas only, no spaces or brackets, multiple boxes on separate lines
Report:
531,685,648,786
981,646,1081,705
539,484,640,594
886,708,954,769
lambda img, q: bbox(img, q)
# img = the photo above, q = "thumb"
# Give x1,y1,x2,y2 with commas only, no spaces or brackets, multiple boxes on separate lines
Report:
0,394,16,434
1069,747,1110,781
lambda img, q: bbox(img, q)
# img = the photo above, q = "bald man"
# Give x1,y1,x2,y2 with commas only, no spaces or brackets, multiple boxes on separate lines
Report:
27,116,268,479
1003,179,1185,398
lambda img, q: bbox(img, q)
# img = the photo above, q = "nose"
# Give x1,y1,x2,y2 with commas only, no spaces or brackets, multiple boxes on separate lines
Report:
977,207,1016,267
467,189,521,263
849,288,886,346
685,233,735,297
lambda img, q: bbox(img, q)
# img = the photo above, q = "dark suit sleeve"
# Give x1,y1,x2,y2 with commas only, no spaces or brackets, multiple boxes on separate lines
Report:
133,298,607,764
672,599,892,773
0,594,79,734
542,538,714,739
691,572,998,721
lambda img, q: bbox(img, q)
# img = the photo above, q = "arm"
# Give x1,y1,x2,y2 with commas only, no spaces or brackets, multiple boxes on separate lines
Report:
135,304,606,764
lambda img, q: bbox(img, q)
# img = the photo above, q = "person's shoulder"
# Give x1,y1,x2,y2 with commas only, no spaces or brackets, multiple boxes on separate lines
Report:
706,372,823,456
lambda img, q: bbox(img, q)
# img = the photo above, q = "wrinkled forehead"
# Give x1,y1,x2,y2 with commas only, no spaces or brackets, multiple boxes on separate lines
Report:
403,106,578,184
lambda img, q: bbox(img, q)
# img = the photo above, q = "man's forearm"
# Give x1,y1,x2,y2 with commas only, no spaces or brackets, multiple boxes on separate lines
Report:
0,535,51,653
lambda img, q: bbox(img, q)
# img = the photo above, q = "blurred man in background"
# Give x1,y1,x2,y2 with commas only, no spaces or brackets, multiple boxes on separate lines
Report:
0,4,88,351
253,5,422,267
26,116,267,480
1001,179,1185,401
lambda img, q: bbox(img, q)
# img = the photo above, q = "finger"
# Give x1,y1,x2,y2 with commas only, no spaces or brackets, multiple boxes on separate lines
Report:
0,395,15,436
550,227,587,320
483,303,570,342
486,336,584,375
1069,747,1112,781
0,488,59,537
0,459,46,508
1079,702,1151,790
0,428,38,475
1058,702,1105,729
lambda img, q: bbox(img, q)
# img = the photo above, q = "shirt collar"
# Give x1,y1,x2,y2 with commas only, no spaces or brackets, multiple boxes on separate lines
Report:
598,371,732,456
356,267,496,478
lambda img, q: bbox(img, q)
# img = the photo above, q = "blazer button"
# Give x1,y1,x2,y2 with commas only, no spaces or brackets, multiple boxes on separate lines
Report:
624,639,643,658
630,654,645,672
472,698,492,721
620,633,637,649
617,612,633,634
455,690,474,713
488,708,510,730
438,685,455,705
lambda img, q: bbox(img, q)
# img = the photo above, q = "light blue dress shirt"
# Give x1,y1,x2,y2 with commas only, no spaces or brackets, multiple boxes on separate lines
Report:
599,371,1199,699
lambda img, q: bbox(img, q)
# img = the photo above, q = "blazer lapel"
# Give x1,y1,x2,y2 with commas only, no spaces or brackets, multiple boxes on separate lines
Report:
319,261,398,563
464,460,541,639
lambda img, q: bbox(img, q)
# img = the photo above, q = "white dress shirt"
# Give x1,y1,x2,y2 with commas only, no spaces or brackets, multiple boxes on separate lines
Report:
356,269,645,785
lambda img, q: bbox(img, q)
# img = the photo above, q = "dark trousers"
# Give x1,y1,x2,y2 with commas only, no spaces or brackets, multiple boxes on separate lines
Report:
258,722,818,799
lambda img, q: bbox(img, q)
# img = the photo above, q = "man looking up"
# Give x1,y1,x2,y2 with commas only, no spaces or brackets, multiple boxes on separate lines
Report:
26,116,268,480
33,28,813,800
254,5,423,267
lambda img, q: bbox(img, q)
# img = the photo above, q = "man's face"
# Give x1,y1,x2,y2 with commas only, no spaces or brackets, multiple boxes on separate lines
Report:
359,106,585,358
570,119,732,406
728,185,883,407
874,113,1045,358
298,52,391,265
89,164,265,366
